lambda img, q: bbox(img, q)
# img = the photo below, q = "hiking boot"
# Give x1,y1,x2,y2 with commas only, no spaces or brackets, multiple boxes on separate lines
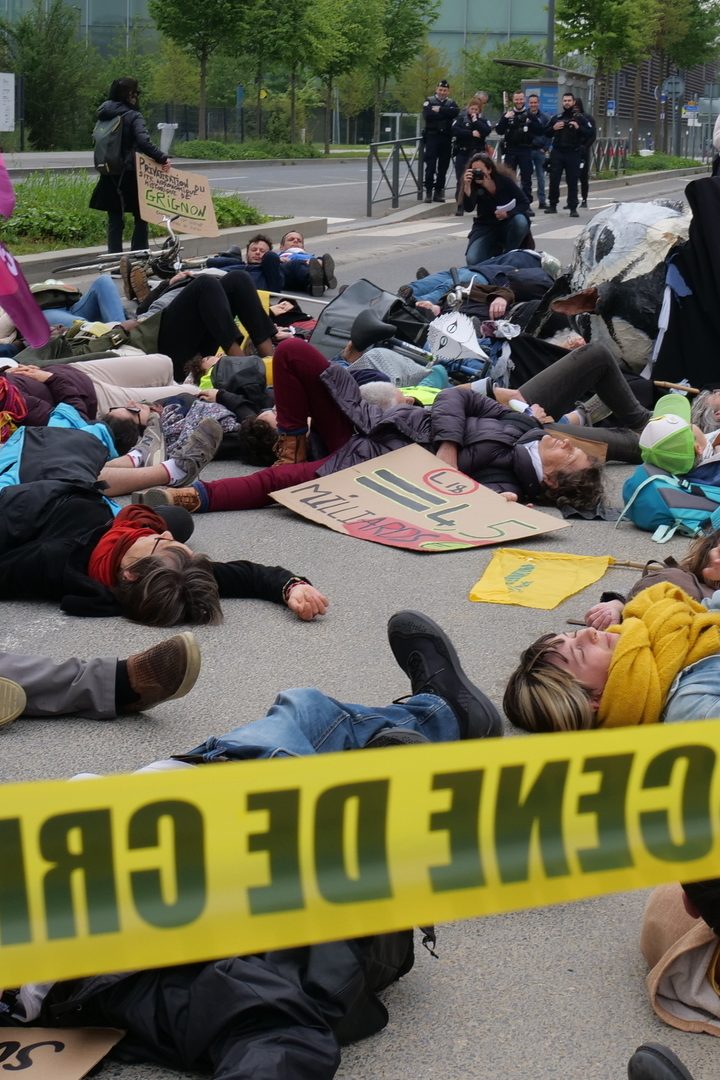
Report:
0,678,26,730
170,418,222,486
130,264,151,304
432,190,445,202
569,209,579,218
627,1043,695,1080
387,610,502,739
415,266,430,279
397,285,415,304
273,432,308,466
424,192,433,203
307,258,325,297
122,632,201,713
133,413,165,467
321,253,337,290
132,485,203,512
119,255,136,300
543,206,557,214
581,199,588,208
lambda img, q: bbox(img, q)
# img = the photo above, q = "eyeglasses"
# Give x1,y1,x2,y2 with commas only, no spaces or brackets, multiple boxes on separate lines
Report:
108,405,141,416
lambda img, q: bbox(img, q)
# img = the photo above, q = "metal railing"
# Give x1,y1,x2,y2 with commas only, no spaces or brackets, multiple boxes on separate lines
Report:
366,137,424,216
591,138,629,176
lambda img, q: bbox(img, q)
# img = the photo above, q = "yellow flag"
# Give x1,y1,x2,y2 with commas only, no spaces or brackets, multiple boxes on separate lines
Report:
469,548,612,609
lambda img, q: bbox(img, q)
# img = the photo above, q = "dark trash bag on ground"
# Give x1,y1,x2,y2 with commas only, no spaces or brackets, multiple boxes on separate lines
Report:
309,279,430,359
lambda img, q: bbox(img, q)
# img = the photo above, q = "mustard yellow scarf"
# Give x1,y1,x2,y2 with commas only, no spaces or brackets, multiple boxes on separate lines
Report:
598,582,720,727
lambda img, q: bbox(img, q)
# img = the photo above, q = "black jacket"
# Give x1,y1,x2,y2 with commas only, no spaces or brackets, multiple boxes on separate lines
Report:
89,99,167,215
422,94,459,137
545,108,592,151
36,931,414,1079
495,108,542,150
451,110,492,154
0,426,305,618
463,174,530,225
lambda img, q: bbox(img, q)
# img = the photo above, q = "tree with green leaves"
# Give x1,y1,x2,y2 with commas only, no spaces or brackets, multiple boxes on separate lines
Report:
389,42,452,115
306,0,385,152
556,0,659,116
148,0,243,138
0,0,97,150
462,37,546,116
366,0,440,140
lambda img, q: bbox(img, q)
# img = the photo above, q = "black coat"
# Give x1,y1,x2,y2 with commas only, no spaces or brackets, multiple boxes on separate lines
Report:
653,177,720,389
463,174,530,226
89,99,167,215
38,931,414,1079
0,426,305,617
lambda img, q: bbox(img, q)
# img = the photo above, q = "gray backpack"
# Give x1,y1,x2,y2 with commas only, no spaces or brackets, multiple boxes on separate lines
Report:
92,115,124,175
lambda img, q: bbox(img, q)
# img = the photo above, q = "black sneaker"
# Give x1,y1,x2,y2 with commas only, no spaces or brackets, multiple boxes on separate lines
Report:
366,728,430,748
581,199,588,208
307,258,325,297
387,610,502,739
569,209,579,218
627,1043,695,1080
415,266,430,279
321,253,337,290
424,193,432,203
543,206,557,214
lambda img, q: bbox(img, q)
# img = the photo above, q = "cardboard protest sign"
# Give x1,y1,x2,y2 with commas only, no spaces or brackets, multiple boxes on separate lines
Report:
136,153,219,236
270,444,569,551
0,1028,123,1078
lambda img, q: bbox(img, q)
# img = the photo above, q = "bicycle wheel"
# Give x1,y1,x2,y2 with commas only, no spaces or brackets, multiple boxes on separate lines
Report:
52,256,123,276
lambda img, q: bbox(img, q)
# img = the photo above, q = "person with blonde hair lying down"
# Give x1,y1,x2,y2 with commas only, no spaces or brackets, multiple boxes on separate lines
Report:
503,581,720,733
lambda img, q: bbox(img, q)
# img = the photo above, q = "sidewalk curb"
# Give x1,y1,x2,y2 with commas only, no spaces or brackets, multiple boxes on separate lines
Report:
4,157,364,179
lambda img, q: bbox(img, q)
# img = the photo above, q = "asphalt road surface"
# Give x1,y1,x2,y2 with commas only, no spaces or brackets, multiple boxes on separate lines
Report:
6,171,714,1080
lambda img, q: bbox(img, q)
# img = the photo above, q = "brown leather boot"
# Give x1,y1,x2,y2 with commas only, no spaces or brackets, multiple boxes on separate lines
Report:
273,433,308,466
132,486,202,512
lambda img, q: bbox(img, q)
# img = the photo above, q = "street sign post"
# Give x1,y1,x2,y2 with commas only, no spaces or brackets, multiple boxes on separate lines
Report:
606,98,616,117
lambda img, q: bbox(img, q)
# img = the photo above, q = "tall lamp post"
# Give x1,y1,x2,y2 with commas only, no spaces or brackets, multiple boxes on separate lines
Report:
546,0,555,65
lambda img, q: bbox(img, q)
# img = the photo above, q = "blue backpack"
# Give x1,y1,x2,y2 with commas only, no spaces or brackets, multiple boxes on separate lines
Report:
618,464,720,542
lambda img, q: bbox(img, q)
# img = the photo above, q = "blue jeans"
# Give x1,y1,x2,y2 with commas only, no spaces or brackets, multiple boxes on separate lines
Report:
531,149,547,204
185,689,460,760
465,214,530,266
44,275,126,328
662,656,720,723
410,268,488,304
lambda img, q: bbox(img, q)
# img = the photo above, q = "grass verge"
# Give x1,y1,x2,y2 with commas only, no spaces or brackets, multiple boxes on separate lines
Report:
0,172,269,254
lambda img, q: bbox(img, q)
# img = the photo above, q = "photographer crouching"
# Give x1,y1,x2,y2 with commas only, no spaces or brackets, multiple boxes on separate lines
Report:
461,152,532,267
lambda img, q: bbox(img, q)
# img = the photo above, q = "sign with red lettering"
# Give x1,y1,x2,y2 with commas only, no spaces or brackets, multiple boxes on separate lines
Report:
271,445,569,551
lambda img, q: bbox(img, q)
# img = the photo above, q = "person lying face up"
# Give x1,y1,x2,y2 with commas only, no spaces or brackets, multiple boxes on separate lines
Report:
503,581,720,733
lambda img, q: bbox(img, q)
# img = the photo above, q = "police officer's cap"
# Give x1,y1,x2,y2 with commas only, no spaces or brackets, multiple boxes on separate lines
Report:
437,79,450,88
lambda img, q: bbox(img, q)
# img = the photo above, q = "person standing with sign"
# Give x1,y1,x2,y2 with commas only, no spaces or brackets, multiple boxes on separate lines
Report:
90,77,171,254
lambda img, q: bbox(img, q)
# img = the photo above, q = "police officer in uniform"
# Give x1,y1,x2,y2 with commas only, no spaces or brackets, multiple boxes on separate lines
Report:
543,92,592,217
495,90,542,214
422,79,459,203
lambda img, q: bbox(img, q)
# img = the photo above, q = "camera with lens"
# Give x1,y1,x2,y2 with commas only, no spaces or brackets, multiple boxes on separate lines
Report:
472,168,486,182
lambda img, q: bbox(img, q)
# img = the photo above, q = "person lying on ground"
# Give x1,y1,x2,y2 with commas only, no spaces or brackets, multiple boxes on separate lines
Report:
0,633,201,728
134,338,651,516
277,229,337,295
0,423,327,624
16,270,278,384
6,357,201,427
503,581,720,732
0,613,499,1080
205,232,285,291
584,527,720,631
641,877,720,1043
40,274,127,328
399,249,560,307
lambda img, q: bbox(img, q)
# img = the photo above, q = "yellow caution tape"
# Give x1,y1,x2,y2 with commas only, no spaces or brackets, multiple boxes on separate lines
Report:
3,718,720,986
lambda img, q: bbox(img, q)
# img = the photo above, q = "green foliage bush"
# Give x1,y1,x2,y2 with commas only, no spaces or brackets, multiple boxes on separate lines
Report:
0,171,267,252
177,139,321,159
624,152,702,172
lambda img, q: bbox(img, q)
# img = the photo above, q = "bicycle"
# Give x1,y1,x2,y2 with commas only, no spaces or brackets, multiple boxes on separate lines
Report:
52,215,207,279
